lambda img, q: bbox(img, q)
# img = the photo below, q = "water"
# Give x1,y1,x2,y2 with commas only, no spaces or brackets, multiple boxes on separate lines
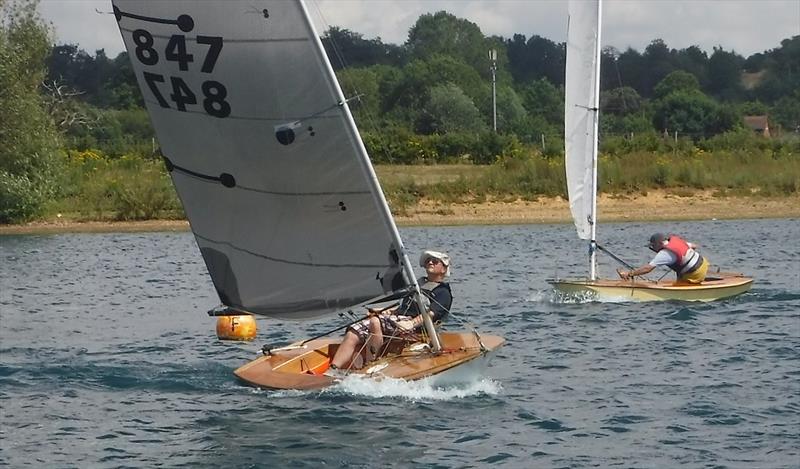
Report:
1,219,798,468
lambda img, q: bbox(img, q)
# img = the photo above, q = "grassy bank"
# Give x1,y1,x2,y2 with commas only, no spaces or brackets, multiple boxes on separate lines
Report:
13,142,800,224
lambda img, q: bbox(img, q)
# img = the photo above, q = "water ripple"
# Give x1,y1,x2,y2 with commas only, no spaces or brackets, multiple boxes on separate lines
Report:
1,221,797,468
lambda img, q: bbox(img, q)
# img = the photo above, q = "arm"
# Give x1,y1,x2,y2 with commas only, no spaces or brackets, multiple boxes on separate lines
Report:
617,264,656,280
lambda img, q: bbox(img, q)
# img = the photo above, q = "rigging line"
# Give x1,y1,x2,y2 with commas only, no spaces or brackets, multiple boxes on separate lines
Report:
421,290,483,337
298,312,373,347
308,0,349,72
595,243,635,269
307,0,397,165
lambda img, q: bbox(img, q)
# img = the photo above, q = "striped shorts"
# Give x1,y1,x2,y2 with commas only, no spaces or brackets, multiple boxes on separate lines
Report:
347,314,412,342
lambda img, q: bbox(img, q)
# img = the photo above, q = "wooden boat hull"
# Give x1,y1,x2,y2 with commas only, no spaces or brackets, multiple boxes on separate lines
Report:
548,272,753,302
233,332,505,390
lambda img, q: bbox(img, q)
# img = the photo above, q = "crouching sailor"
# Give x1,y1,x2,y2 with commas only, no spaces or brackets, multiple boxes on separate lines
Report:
618,233,710,284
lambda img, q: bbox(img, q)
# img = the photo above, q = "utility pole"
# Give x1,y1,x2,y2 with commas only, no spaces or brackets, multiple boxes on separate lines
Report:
488,48,497,132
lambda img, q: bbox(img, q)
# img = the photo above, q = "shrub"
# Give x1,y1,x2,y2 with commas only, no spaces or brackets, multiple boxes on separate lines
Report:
0,171,47,222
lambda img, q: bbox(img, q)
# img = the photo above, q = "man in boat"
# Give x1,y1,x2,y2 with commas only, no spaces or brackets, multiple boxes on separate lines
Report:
618,233,709,284
329,250,453,371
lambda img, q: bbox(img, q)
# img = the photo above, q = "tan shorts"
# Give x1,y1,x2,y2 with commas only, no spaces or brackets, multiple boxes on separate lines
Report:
679,257,709,284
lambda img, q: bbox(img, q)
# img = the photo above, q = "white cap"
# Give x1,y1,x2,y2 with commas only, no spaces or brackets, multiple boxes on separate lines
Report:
419,250,450,276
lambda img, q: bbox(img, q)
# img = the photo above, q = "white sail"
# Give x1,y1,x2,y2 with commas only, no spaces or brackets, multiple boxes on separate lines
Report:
113,0,411,319
565,0,602,241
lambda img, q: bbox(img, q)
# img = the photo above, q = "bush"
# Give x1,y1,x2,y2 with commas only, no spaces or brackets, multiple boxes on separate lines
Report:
0,171,47,222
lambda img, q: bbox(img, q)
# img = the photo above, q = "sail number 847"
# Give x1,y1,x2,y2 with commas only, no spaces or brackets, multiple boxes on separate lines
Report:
133,29,230,118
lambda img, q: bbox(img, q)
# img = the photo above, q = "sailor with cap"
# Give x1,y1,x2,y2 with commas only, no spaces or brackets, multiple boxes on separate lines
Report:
329,249,453,371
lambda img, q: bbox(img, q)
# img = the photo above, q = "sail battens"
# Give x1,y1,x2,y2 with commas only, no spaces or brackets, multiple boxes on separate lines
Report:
139,98,341,122
116,27,309,45
234,294,382,317
170,169,371,196
236,186,370,197
195,233,391,269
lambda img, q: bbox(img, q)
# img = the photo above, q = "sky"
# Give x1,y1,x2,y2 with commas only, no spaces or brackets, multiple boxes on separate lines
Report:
38,0,799,58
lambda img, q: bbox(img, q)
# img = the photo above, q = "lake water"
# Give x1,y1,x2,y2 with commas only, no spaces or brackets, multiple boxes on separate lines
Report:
1,219,798,468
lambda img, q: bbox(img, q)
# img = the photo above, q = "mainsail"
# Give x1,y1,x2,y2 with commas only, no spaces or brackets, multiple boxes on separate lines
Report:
564,0,602,242
113,0,411,319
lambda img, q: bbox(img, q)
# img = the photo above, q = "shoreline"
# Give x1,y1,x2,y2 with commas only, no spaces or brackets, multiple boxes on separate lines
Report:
1,192,797,235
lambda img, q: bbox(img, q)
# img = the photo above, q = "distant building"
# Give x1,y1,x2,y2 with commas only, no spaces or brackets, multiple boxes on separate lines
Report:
743,115,770,137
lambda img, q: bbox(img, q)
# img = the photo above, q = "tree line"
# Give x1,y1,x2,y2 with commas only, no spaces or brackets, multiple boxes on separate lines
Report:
44,11,800,154
1,2,798,222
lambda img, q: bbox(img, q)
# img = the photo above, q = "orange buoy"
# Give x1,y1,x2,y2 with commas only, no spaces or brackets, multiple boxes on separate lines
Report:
215,314,257,341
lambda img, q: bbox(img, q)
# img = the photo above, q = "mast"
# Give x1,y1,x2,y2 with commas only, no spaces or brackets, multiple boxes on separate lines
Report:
298,0,442,351
589,0,602,280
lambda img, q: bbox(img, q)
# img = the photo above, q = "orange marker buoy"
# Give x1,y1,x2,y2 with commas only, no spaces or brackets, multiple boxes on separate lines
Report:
215,314,257,341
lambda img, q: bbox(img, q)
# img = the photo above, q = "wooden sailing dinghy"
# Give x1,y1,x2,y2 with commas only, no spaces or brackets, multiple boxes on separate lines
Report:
113,0,503,389
234,332,505,390
550,272,753,303
547,0,752,302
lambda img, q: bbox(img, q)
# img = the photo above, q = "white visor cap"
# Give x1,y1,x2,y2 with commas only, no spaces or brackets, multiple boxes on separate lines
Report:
419,250,450,275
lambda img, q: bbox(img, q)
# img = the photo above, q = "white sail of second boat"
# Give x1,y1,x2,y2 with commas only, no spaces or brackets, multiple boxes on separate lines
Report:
565,0,602,278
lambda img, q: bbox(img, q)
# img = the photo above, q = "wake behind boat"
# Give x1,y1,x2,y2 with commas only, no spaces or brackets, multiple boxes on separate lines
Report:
548,0,752,302
113,0,503,389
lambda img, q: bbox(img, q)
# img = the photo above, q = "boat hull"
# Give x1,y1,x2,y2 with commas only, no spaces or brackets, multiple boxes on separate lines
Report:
233,332,505,390
548,272,753,302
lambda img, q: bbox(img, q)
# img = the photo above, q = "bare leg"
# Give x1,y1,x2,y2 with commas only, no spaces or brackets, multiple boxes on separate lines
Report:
364,316,384,362
331,330,362,369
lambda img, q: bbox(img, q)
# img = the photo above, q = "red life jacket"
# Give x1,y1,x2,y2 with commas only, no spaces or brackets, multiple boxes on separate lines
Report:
663,235,703,274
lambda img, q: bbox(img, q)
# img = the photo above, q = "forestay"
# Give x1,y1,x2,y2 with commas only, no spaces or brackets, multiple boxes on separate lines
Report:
113,0,410,319
564,0,602,241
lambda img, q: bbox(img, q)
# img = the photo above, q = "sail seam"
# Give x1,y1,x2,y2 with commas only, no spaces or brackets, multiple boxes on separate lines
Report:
194,233,389,269
140,97,341,121
172,169,370,196
117,27,308,44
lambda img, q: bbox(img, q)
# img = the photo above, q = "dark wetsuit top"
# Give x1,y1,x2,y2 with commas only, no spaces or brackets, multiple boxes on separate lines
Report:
396,280,452,322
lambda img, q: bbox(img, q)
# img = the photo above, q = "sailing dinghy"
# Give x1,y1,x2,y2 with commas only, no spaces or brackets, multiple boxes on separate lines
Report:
547,0,753,302
113,0,503,389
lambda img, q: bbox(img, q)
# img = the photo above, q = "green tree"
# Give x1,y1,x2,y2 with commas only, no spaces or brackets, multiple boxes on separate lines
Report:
506,34,564,86
406,11,491,75
639,39,677,97
738,100,770,116
105,51,141,109
654,70,700,98
771,90,800,133
601,86,644,115
419,83,486,134
615,47,648,96
652,89,733,138
518,78,562,124
601,86,652,136
707,46,745,100
753,36,800,104
674,45,709,89
337,67,382,123
322,27,404,70
495,85,528,135
0,0,62,222
386,54,487,122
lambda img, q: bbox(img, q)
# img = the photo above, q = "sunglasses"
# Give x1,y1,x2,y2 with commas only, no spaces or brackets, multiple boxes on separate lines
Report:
425,258,443,265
